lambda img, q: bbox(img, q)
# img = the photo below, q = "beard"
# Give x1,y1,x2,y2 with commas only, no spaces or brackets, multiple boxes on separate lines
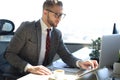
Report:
47,14,57,27
48,20,57,27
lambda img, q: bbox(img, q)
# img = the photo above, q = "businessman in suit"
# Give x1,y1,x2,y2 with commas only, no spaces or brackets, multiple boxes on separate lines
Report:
5,0,98,79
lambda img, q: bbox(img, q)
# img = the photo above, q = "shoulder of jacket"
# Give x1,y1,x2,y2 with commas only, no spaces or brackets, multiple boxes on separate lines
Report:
22,20,36,26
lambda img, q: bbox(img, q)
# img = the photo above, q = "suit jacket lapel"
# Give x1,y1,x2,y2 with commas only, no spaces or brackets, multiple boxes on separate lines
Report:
35,20,42,64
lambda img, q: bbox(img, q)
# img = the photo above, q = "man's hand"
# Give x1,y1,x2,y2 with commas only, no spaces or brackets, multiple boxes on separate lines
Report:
79,60,98,70
27,65,52,75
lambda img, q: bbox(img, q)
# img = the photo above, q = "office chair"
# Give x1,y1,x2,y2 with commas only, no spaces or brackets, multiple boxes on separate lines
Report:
0,19,15,80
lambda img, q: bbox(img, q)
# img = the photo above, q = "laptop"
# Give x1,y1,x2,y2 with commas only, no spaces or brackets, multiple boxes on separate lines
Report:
99,34,120,68
78,34,120,77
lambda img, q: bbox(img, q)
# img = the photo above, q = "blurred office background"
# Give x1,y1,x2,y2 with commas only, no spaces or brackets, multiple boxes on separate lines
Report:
0,0,120,52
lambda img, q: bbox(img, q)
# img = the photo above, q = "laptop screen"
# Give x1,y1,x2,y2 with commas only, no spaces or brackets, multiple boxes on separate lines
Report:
99,34,120,68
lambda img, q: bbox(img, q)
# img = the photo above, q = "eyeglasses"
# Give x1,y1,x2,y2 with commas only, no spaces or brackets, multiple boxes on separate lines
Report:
46,9,66,19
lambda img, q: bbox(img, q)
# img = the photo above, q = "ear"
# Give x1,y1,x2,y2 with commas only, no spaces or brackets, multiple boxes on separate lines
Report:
43,9,47,15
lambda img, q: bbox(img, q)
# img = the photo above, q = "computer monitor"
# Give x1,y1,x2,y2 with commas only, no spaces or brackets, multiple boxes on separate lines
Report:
99,34,120,68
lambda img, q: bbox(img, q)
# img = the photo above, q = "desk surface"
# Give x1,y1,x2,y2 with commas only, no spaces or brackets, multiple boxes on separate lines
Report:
17,47,120,80
17,67,114,80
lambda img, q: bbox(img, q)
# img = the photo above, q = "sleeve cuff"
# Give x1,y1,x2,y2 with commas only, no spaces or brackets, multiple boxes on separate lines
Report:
76,60,83,68
24,63,32,72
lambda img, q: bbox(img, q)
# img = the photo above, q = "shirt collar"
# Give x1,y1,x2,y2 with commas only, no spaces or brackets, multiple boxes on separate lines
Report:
40,19,48,31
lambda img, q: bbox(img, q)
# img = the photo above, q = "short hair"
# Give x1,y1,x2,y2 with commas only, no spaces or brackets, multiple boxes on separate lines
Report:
43,0,63,10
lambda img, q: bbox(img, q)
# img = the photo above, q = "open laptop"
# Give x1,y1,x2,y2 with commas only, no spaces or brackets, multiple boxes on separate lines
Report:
78,34,120,77
99,34,120,68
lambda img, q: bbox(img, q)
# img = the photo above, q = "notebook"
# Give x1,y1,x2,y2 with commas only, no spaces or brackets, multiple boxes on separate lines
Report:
78,34,120,78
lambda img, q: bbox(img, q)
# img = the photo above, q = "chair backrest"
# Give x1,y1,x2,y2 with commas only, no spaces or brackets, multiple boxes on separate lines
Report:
0,19,15,35
0,19,15,79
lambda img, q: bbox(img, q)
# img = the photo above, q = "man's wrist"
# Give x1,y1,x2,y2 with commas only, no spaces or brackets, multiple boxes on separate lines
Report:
24,63,32,72
76,60,83,68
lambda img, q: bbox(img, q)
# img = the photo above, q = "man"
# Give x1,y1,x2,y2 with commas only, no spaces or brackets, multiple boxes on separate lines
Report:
5,0,98,79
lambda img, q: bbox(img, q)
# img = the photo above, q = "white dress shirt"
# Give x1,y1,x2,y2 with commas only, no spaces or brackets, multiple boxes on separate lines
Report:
24,19,52,71
38,19,51,65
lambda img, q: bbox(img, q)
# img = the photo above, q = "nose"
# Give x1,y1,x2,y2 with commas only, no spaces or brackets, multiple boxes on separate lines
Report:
57,17,61,21
55,17,60,23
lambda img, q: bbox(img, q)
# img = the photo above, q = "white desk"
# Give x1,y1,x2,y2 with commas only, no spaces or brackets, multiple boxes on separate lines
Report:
17,74,50,80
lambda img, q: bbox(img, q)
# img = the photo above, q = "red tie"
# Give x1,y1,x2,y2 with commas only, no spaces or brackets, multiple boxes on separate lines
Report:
43,29,51,66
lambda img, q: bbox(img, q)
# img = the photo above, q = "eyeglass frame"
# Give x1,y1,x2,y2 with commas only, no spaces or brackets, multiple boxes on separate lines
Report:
46,9,66,19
